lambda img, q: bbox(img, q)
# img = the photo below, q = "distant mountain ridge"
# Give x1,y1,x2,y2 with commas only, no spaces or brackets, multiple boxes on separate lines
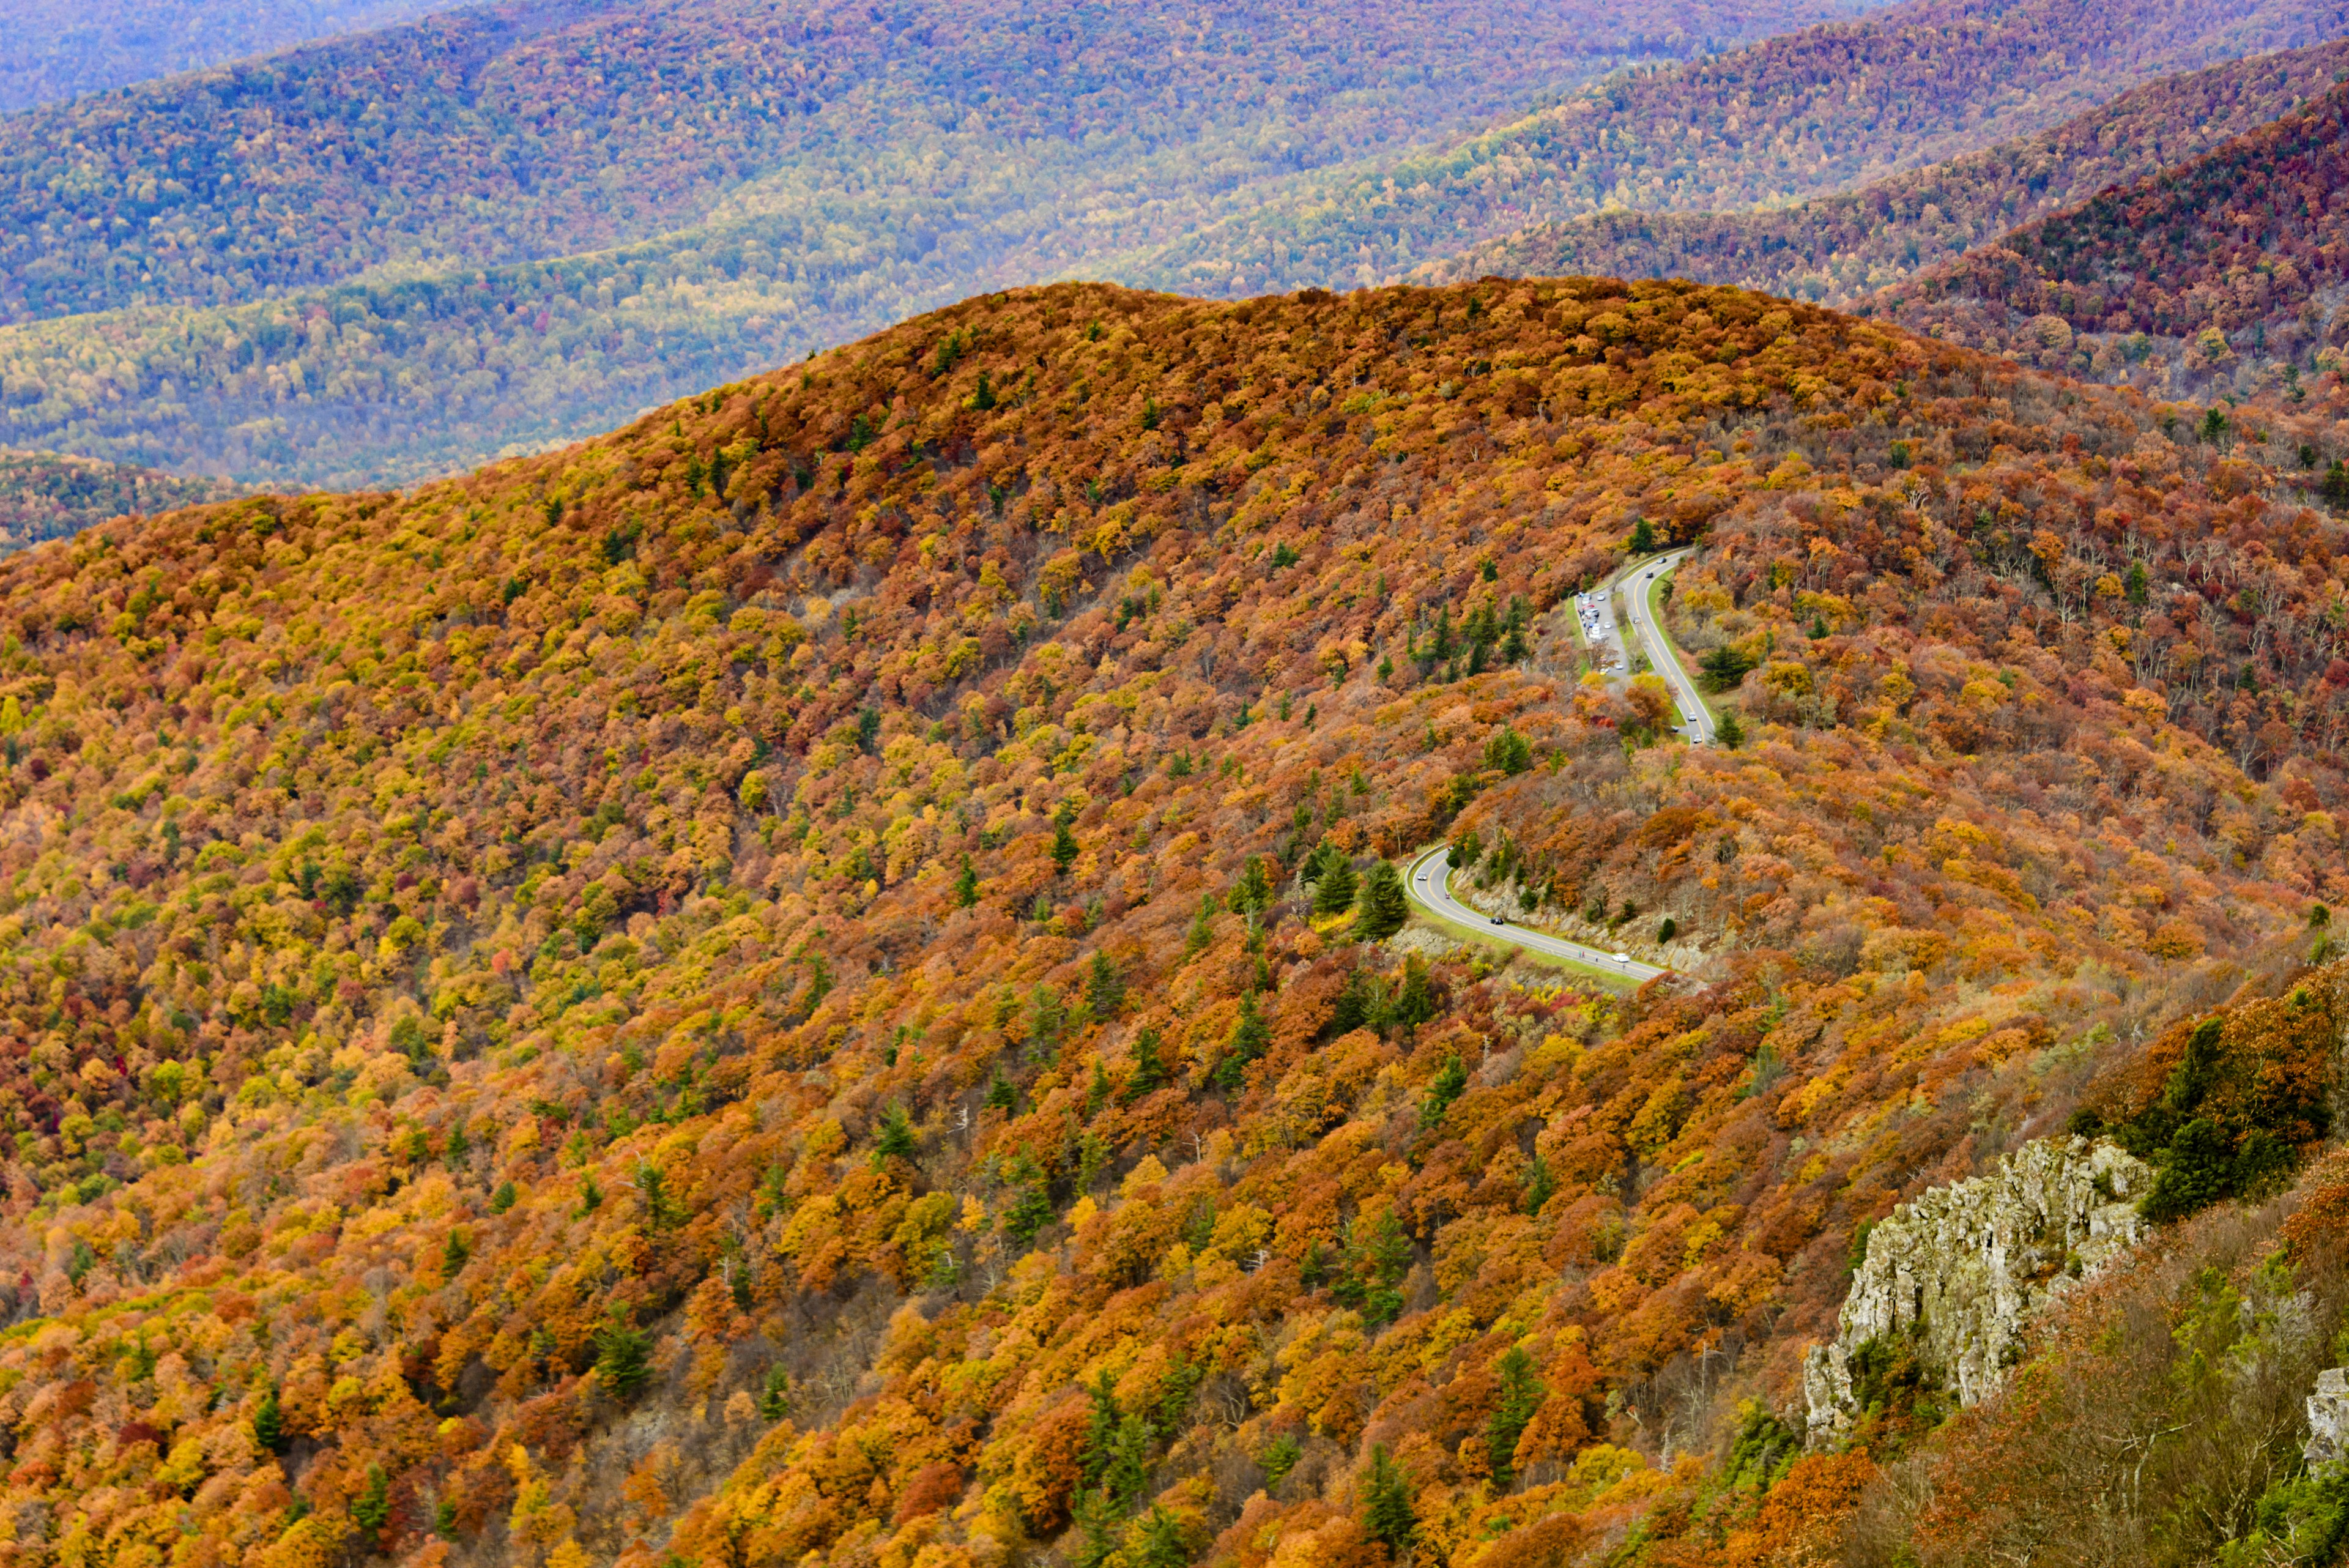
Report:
1864,69,2349,397
1118,0,2349,300
1411,38,2349,310
0,0,1882,492
0,0,472,113
0,0,1857,330
0,449,237,555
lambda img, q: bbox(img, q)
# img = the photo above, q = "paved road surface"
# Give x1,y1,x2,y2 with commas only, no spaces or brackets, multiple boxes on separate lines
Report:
1406,847,1668,983
1622,548,1714,745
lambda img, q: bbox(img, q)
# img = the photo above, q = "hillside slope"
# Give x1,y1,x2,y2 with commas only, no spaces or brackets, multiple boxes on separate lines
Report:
0,278,2344,1566
1412,39,2349,307
0,0,1865,492
0,0,1866,327
1866,71,2349,401
1119,0,2349,300
0,450,239,556
0,0,469,113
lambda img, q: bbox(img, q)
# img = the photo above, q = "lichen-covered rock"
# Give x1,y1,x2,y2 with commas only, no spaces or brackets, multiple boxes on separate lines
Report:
2307,1368,2349,1469
1804,1137,2152,1438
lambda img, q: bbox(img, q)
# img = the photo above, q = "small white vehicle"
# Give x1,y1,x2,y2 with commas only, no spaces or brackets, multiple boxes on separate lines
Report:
1612,952,1631,964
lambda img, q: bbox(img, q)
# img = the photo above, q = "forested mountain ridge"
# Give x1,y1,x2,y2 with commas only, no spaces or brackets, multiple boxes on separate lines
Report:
0,0,1870,492
1865,69,2349,402
0,0,470,114
0,448,239,556
1412,38,2349,307
1118,0,2349,301
1,276,2345,1567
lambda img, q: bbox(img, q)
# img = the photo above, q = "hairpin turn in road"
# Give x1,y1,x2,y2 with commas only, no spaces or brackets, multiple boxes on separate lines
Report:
1405,845,1668,983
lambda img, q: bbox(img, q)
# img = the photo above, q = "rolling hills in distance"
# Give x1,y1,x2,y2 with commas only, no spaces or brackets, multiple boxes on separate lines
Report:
0,0,470,114
4,260,2349,1566
0,449,240,555
0,0,2341,494
1415,37,2349,314
1864,69,2349,401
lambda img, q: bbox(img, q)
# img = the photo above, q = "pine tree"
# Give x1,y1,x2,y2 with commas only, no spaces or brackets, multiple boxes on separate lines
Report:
1714,705,1745,750
1104,1411,1154,1508
1134,1506,1191,1568
1629,516,1657,554
1185,894,1217,956
1230,856,1273,913
1421,1052,1468,1126
875,1102,918,1161
1313,855,1357,916
1123,1030,1166,1103
1087,951,1125,1017
1523,1154,1556,1216
594,1312,655,1398
1214,994,1269,1089
1485,1346,1545,1487
1364,1443,1418,1556
352,1463,391,1533
253,1384,285,1454
1052,818,1080,874
1082,1372,1123,1487
954,854,979,907
1356,861,1408,940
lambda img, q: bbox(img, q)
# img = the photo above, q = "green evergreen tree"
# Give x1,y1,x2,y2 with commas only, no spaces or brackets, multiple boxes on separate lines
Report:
1364,1443,1418,1556
1522,1155,1556,1216
1628,516,1657,554
1485,1346,1545,1487
352,1463,392,1533
1230,856,1273,913
594,1312,655,1398
1391,955,1436,1027
1104,1411,1154,1508
1071,1487,1123,1568
875,1102,918,1161
1052,818,1080,874
1214,994,1269,1090
253,1384,285,1454
1313,855,1357,916
441,1229,469,1277
1185,894,1217,956
1714,705,1745,750
757,1365,793,1421
1082,1371,1123,1487
1421,1052,1468,1126
954,854,979,907
1134,1506,1191,1568
1087,951,1126,1017
1356,861,1408,940
1123,1030,1167,1103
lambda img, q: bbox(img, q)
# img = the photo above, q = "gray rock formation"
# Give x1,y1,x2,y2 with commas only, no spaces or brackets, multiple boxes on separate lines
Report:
1804,1137,2153,1439
2308,1367,2349,1470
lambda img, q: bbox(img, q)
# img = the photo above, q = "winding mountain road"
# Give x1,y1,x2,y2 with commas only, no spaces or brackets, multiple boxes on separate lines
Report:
1394,548,1724,981
1623,548,1714,745
1405,846,1668,983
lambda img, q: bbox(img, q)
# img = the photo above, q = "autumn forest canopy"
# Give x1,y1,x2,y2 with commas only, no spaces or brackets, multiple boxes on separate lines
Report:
8,0,2349,1561
0,266,2347,1568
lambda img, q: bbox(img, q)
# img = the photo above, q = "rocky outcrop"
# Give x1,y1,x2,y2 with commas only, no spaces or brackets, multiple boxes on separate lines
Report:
2308,1368,2349,1469
1804,1137,2153,1438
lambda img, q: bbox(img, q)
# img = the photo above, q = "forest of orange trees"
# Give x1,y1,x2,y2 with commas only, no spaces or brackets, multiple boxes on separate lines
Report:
0,274,2347,1567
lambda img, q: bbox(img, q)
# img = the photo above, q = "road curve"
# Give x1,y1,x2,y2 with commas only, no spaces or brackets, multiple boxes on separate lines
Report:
1622,548,1714,746
1406,847,1668,983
